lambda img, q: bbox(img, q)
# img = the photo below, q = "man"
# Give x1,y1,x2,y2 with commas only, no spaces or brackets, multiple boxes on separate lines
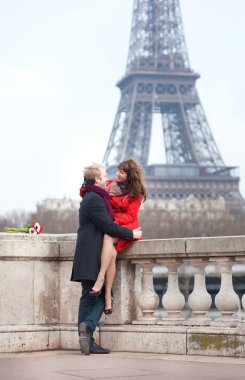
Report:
71,163,142,355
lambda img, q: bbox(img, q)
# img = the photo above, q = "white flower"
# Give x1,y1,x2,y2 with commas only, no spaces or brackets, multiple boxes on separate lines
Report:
29,227,37,234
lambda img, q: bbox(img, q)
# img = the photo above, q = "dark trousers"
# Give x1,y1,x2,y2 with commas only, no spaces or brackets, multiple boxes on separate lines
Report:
78,280,104,335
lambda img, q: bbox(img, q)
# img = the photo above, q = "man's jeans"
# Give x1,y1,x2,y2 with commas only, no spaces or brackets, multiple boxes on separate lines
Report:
78,280,104,335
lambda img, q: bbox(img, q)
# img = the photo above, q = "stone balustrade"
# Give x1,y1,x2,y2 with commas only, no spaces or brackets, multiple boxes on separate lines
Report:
120,239,243,327
1,233,245,356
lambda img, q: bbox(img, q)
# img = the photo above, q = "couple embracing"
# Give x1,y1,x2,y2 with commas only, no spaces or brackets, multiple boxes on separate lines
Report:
71,158,147,355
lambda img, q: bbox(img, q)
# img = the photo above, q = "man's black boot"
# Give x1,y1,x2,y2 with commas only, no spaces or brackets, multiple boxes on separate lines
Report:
89,339,111,354
79,322,92,355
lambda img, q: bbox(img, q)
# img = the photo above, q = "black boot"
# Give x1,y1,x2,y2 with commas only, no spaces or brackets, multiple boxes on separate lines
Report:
79,322,92,355
89,338,111,354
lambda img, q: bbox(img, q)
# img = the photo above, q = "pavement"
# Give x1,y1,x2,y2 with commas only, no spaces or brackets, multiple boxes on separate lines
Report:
0,350,245,380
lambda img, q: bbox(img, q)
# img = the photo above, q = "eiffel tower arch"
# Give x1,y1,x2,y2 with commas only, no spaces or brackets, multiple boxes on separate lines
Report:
103,0,244,209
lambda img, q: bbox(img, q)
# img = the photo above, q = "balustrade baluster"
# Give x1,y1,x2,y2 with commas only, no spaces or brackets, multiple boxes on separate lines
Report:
213,259,240,325
157,260,185,325
131,260,159,324
242,294,245,318
186,259,212,326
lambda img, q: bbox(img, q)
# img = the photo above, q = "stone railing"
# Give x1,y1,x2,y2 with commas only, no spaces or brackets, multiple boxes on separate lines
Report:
100,237,245,356
1,233,245,356
120,238,245,326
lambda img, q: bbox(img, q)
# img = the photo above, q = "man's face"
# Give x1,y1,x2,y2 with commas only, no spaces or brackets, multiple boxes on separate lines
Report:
95,168,108,189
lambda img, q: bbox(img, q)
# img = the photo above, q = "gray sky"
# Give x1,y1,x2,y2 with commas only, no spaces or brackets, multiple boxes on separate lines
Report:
0,0,245,214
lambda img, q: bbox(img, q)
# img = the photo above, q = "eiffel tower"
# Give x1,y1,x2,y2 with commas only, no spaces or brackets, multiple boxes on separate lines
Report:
103,0,243,207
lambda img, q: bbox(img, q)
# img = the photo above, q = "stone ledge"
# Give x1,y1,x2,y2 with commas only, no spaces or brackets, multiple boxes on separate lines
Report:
186,236,245,256
0,329,60,353
100,325,187,354
120,239,186,259
0,325,99,353
100,324,187,333
2,324,245,356
0,238,59,258
0,325,60,333
60,241,76,258
187,331,245,357
100,325,245,357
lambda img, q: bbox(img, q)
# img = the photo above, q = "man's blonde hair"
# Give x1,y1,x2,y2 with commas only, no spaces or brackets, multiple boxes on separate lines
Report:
83,163,105,180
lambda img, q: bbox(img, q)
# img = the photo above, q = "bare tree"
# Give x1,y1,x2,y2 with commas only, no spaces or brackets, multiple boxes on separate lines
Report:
28,210,78,234
139,207,245,239
0,210,29,231
1,204,245,237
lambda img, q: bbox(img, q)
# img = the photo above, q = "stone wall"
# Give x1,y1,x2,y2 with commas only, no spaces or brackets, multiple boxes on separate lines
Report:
1,233,245,356
0,233,79,352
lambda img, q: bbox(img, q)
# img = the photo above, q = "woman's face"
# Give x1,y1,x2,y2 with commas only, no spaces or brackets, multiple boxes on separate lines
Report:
116,168,127,182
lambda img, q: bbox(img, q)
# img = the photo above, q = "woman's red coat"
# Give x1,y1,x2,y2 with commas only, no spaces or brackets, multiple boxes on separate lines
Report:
107,181,142,251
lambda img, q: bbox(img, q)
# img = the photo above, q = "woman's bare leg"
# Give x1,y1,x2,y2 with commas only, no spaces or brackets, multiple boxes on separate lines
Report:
91,235,117,292
104,246,117,311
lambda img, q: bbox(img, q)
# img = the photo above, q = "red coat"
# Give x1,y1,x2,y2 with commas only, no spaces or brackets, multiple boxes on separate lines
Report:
107,181,143,251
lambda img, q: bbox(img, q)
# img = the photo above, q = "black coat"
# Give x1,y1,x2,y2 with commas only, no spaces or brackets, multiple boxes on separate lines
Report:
71,191,133,282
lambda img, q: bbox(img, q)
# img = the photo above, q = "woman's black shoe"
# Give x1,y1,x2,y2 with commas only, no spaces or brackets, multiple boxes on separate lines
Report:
104,297,113,315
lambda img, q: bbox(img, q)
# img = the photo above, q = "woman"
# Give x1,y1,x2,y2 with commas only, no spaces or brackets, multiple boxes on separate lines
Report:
89,158,147,314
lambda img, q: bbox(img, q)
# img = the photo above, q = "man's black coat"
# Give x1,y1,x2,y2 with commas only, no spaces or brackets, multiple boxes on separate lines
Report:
71,191,133,282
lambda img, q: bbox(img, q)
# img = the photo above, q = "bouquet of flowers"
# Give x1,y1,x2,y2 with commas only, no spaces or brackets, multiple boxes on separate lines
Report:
4,222,43,234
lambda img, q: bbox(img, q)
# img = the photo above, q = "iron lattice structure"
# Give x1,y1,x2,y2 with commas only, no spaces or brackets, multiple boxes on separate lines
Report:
103,0,243,204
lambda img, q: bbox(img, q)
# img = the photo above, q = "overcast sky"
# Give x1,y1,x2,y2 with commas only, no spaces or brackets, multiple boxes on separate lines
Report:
0,0,245,214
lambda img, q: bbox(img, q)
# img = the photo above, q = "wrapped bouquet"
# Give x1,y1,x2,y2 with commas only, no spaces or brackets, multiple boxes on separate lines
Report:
5,222,43,234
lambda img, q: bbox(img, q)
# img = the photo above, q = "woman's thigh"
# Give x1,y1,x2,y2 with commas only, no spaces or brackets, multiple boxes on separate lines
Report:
104,234,118,245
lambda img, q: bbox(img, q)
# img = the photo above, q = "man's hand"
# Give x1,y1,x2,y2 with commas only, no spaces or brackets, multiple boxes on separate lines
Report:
133,227,142,239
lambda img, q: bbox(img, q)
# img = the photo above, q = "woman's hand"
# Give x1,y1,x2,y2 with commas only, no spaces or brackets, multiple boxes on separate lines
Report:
133,227,142,239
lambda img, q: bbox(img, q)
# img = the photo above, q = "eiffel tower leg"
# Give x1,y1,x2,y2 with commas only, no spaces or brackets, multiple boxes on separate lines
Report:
103,98,126,167
123,101,153,166
104,93,153,168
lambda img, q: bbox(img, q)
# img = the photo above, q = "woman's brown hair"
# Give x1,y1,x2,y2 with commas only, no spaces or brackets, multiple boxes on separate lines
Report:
118,158,147,201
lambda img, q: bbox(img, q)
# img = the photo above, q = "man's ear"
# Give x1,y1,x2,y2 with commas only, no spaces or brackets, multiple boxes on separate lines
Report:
94,176,100,184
